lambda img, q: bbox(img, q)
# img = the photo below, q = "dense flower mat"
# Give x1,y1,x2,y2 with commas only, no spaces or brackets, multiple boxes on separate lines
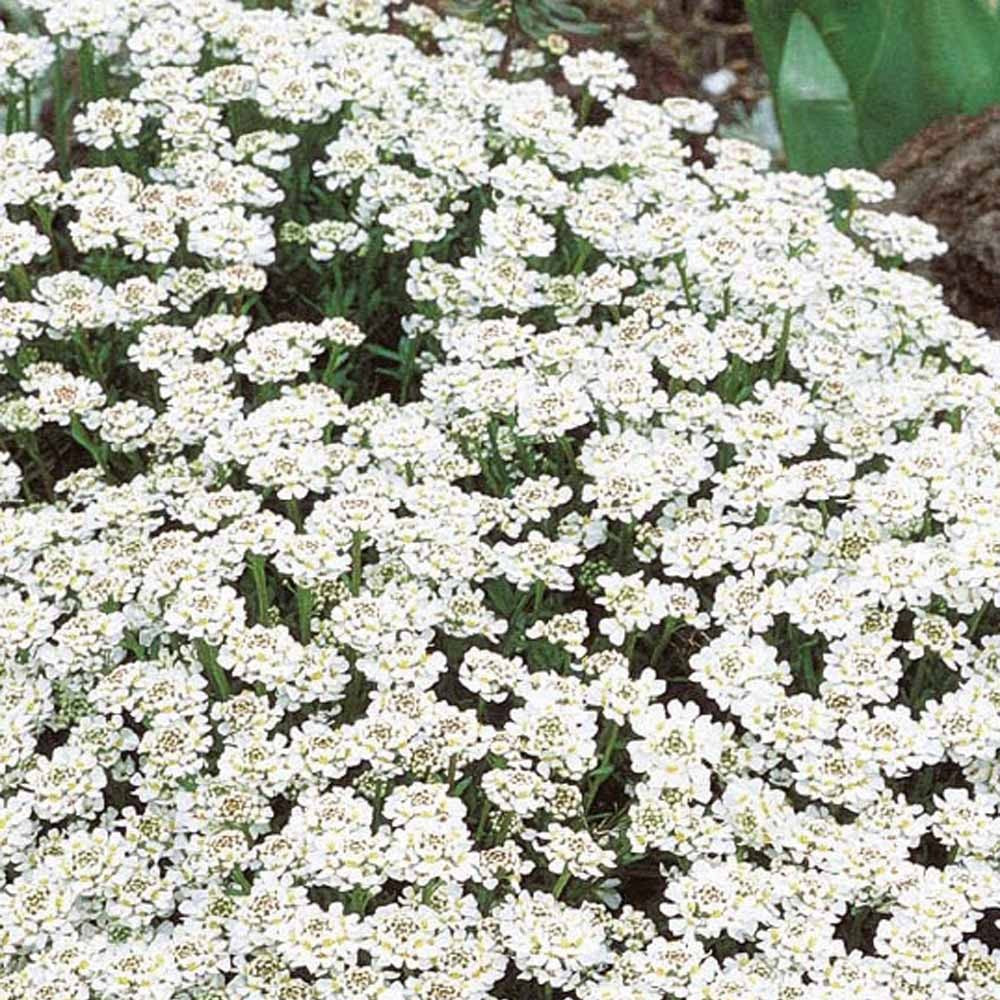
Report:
2,1,1000,997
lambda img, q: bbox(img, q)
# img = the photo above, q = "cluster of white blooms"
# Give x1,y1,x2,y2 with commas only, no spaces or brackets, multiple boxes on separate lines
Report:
74,99,145,150
3,0,1000,997
559,50,636,103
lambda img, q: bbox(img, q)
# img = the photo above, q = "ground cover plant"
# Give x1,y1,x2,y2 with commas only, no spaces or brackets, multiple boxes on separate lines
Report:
3,1,1000,998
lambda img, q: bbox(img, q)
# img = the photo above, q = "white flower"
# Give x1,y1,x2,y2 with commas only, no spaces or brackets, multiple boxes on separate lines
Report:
188,205,275,266
596,571,678,646
536,823,616,878
560,50,636,103
629,700,724,802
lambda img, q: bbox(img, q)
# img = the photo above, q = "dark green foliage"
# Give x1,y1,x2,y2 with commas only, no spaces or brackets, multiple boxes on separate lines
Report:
447,0,604,42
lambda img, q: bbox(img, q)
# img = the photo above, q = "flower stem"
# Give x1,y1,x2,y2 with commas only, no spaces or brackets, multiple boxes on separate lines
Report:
552,869,572,900
350,530,365,595
195,639,230,700
583,720,620,813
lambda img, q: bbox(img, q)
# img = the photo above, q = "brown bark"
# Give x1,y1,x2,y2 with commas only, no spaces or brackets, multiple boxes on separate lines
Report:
879,106,1000,336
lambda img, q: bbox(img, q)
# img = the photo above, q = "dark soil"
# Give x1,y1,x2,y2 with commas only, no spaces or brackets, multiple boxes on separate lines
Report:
578,0,763,108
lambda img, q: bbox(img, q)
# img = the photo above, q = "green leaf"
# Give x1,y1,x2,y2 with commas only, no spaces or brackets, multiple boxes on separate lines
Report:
483,578,516,615
805,0,930,167
445,0,494,18
364,344,403,361
514,0,549,39
452,776,475,796
747,0,1000,170
542,0,600,26
744,0,799,85
775,11,865,173
912,0,1000,115
587,764,615,781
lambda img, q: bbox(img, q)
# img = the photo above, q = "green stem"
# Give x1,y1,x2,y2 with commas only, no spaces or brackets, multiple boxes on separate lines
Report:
33,205,61,271
195,639,230,699
558,436,576,473
552,869,572,900
4,94,17,135
617,523,635,563
492,811,512,847
674,255,695,310
371,779,386,831
322,345,347,387
342,663,365,721
79,40,97,103
95,54,110,100
347,888,372,915
968,602,989,640
623,632,638,661
350,530,365,596
908,657,930,708
296,586,314,643
248,555,269,624
71,328,103,381
285,497,303,529
54,43,69,174
69,415,108,473
474,799,492,843
10,264,31,300
358,228,383,324
20,433,54,499
230,867,252,894
21,79,31,130
399,330,422,404
648,618,679,670
485,421,511,494
771,310,792,382
583,721,620,813
798,642,818,694
571,238,591,275
531,579,545,615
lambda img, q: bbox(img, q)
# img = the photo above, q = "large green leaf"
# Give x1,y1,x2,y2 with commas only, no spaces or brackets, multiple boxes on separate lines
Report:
774,11,864,173
913,0,1000,113
744,0,799,86
804,0,933,166
746,0,1000,172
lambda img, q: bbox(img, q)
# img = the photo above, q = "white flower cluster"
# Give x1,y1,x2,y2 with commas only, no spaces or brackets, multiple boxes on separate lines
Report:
2,1,1000,998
